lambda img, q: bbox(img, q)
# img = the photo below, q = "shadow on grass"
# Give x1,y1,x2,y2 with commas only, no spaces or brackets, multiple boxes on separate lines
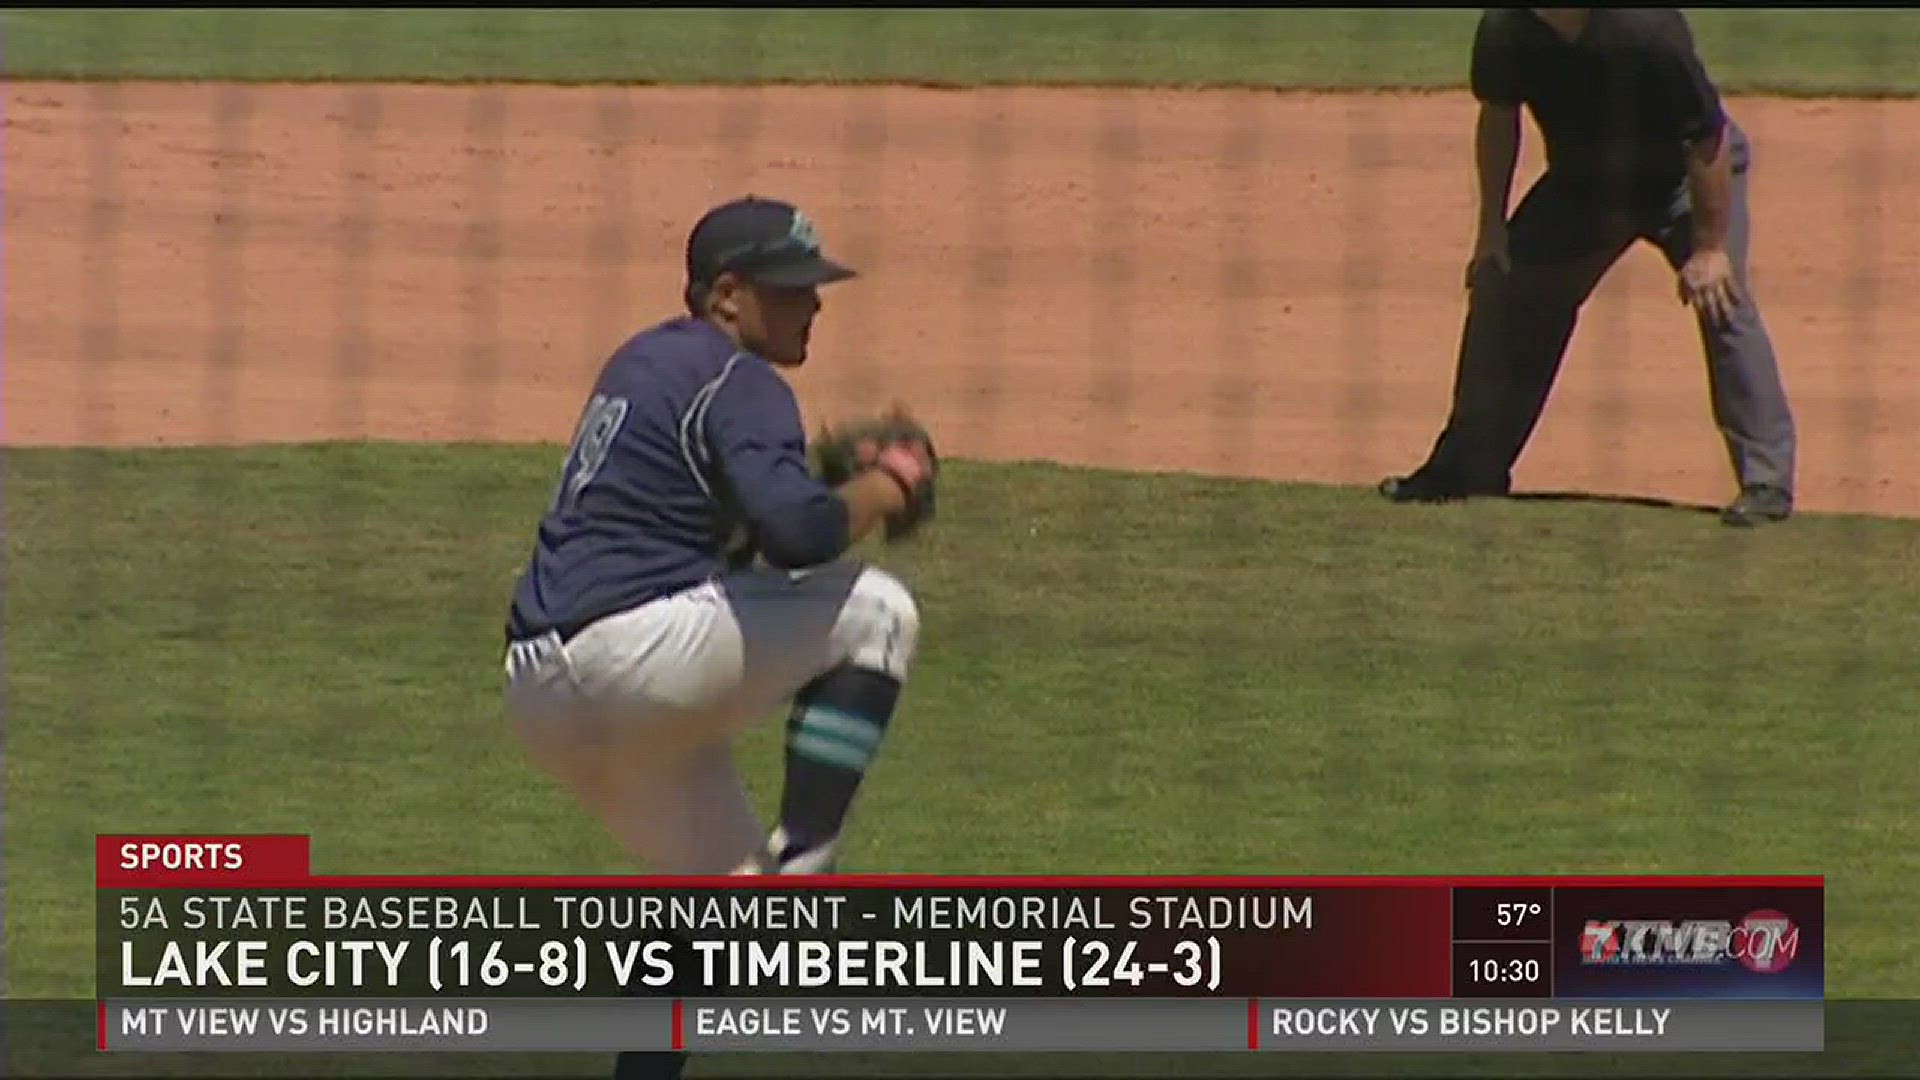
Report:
1373,485,1723,516
1506,491,1723,516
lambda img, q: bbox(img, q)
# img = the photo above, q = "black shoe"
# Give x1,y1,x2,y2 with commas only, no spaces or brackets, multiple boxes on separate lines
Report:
733,827,838,875
1378,468,1510,504
768,827,839,874
1721,484,1792,527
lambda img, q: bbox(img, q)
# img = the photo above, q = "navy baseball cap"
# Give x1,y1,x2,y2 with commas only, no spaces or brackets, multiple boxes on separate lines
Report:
685,196,857,291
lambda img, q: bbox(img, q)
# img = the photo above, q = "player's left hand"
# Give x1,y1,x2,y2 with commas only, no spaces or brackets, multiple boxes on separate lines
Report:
1678,248,1741,326
811,405,940,542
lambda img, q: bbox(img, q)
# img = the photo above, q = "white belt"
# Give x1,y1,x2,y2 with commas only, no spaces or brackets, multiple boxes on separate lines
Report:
504,630,565,684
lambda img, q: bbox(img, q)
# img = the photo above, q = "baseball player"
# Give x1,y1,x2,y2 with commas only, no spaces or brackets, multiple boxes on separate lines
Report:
1380,8,1797,526
501,196,937,1079
503,194,936,877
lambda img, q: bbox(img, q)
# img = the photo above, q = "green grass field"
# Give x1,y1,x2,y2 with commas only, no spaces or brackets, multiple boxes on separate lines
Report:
5,7,1920,1076
5,8,1920,95
8,447,1920,1078
9,447,1919,997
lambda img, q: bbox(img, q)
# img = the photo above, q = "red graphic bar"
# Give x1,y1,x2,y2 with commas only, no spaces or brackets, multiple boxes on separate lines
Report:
96,835,310,888
671,1001,685,1051
90,837,1822,1003
96,1001,106,1052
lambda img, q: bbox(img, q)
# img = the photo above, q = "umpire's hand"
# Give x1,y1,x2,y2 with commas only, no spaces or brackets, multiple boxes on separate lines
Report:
1679,247,1742,325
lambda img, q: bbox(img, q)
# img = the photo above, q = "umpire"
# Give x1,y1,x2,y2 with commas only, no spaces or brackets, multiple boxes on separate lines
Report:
1381,8,1798,526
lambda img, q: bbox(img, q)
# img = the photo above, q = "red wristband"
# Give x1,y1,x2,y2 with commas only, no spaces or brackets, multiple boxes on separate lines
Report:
874,445,926,504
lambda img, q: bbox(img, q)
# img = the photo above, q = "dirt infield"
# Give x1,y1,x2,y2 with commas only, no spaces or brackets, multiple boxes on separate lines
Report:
6,82,1918,516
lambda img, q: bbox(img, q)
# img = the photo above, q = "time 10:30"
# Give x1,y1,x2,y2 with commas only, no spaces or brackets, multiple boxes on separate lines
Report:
1467,957,1542,984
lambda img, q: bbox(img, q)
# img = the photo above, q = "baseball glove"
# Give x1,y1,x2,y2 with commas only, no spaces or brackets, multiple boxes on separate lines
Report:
811,406,939,541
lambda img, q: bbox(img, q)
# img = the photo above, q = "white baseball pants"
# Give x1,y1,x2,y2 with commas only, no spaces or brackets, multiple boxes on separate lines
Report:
503,562,919,874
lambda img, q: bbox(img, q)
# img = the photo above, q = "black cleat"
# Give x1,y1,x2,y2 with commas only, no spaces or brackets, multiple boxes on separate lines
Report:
732,828,838,875
1378,469,1510,504
1721,484,1792,527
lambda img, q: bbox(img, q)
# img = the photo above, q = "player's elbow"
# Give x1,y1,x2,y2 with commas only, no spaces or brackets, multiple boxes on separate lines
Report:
1685,114,1730,164
754,497,852,569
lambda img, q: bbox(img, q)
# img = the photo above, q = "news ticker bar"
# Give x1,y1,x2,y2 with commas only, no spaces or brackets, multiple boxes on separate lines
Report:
100,998,1823,1053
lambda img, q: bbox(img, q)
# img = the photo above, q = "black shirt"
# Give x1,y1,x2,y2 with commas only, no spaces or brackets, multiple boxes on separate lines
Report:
1471,8,1727,204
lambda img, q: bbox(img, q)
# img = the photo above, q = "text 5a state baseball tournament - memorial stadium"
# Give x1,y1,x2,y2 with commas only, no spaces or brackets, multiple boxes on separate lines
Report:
145,890,1316,934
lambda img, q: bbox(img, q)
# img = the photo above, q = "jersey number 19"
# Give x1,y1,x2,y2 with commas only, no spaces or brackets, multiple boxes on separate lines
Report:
551,393,630,514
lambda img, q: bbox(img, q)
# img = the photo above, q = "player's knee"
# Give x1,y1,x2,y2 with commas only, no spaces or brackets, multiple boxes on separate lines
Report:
844,567,920,680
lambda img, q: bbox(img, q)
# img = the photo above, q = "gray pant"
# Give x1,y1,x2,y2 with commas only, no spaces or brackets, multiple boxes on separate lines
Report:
1421,122,1796,495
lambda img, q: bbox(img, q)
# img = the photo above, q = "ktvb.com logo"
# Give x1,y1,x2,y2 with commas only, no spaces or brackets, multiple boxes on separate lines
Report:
1580,910,1801,975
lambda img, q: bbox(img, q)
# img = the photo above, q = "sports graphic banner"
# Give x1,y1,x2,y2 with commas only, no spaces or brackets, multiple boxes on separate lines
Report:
95,836,1823,1053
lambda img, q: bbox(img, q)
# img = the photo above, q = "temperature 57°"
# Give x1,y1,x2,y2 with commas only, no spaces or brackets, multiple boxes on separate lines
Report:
1495,902,1544,928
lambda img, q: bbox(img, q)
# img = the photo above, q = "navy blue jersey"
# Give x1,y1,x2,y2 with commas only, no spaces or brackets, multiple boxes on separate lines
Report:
506,316,850,640
1471,9,1727,204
